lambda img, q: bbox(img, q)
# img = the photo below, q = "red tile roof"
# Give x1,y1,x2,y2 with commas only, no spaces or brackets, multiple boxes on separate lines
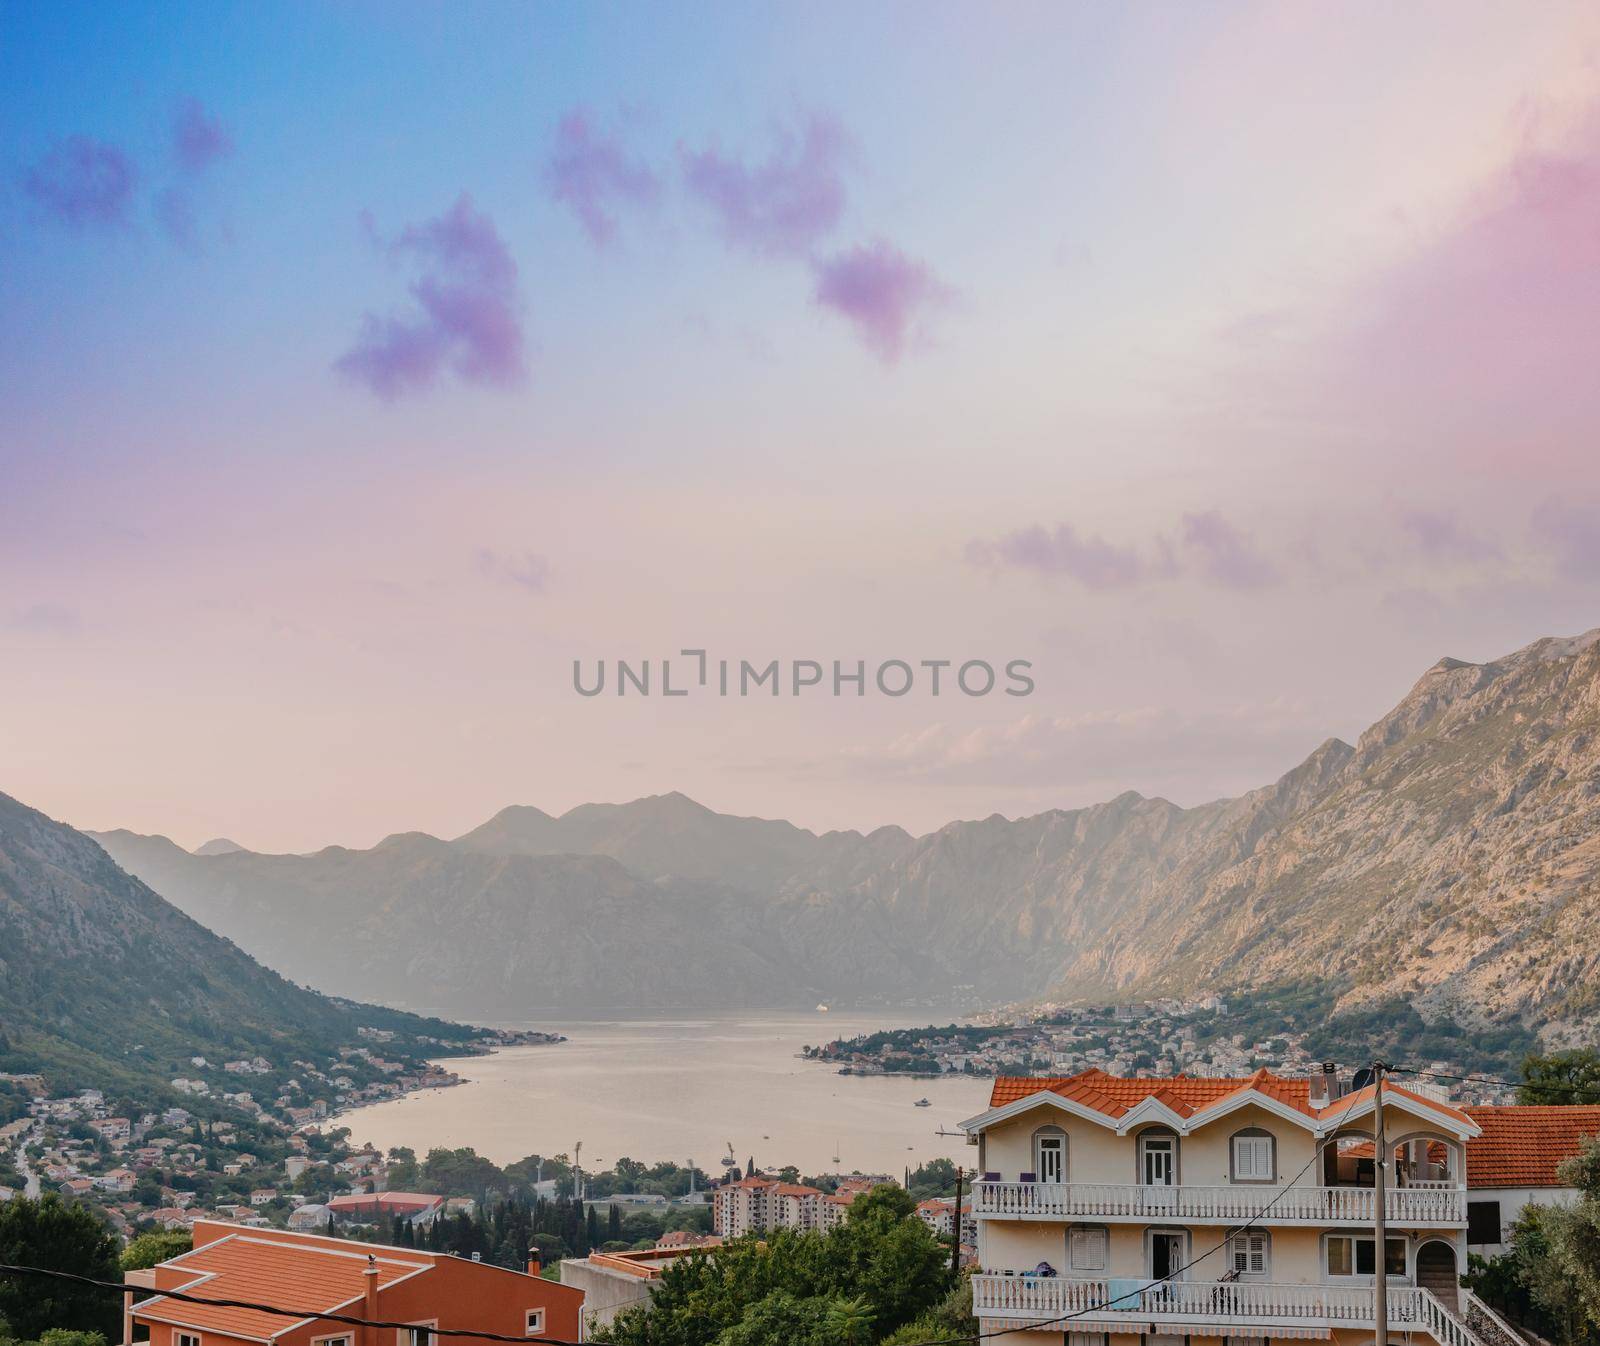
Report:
988,1068,1477,1131
1465,1105,1600,1188
988,1067,1313,1116
139,1232,431,1341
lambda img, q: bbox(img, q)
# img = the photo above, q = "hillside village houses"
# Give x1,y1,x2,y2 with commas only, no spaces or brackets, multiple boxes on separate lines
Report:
958,1064,1600,1346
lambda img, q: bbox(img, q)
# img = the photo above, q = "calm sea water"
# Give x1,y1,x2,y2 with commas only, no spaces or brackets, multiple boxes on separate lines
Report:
339,1010,990,1178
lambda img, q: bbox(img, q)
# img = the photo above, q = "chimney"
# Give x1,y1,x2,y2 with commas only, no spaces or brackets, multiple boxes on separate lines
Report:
526,1247,541,1277
362,1254,379,1346
1319,1062,1340,1106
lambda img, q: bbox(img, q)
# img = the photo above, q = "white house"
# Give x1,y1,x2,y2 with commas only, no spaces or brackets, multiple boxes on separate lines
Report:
961,1066,1492,1346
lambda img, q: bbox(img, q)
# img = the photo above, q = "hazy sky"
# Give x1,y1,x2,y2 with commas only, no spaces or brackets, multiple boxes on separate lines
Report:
4,2,1600,852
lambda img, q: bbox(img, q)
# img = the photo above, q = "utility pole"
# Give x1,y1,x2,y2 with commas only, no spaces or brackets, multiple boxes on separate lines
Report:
950,1164,964,1277
1373,1062,1388,1346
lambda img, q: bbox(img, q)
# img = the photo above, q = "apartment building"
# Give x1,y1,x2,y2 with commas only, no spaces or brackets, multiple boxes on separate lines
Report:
128,1219,583,1346
961,1066,1503,1346
712,1176,856,1237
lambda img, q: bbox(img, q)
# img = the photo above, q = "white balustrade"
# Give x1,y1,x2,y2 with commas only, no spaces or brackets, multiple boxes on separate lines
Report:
971,1276,1483,1346
972,1180,1463,1225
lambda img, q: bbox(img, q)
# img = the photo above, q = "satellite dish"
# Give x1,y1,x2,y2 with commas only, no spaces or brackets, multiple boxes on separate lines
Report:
1351,1067,1375,1092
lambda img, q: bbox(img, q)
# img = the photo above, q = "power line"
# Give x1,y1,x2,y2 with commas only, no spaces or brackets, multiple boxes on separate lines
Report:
898,1075,1374,1346
1390,1064,1600,1099
0,1259,582,1346
0,1071,1476,1346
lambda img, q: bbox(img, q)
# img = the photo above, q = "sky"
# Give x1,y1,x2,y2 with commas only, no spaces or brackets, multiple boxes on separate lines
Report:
3,1,1600,852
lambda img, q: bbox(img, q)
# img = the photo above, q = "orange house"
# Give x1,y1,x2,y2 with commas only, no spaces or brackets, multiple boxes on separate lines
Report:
131,1220,585,1346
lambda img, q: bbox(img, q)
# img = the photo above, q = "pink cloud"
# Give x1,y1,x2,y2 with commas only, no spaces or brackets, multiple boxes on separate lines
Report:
1325,101,1600,473
476,548,551,594
336,195,526,400
1398,509,1501,563
811,239,947,363
971,511,1279,590
173,97,233,173
21,136,136,227
1180,510,1278,589
966,524,1159,590
1531,499,1600,581
544,109,659,247
681,115,848,257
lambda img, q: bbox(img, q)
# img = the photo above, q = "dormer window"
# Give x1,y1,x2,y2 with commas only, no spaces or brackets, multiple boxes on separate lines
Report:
1033,1127,1067,1184
1139,1133,1176,1186
1231,1130,1276,1184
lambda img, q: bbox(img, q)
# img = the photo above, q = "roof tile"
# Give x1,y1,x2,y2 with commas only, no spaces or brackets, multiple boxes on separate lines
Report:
1465,1105,1600,1188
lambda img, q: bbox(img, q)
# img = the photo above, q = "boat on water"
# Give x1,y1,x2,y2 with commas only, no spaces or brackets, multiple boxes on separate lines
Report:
816,1003,829,1012
914,1098,932,1107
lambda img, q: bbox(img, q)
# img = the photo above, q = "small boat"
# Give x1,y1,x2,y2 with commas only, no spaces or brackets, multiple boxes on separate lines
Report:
914,1098,932,1107
816,1004,829,1012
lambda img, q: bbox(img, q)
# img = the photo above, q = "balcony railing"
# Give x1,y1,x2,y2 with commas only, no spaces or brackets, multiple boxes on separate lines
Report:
973,1180,1464,1226
971,1277,1480,1346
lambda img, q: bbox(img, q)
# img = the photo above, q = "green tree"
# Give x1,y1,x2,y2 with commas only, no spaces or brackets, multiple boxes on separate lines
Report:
1493,1136,1600,1346
38,1331,110,1346
121,1230,192,1271
0,1195,120,1340
597,1183,949,1346
1521,1050,1600,1106
387,1146,420,1188
825,1296,875,1346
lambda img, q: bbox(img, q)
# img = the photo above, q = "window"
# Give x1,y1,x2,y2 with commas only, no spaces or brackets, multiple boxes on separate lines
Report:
1070,1226,1108,1271
526,1309,546,1336
1467,1201,1502,1244
1140,1134,1176,1186
1229,1231,1269,1278
1034,1128,1067,1185
400,1326,436,1346
1326,1236,1406,1278
177,1335,202,1346
1232,1132,1275,1183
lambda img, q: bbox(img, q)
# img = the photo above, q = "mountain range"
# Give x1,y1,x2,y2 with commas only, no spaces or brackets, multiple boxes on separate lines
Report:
89,631,1600,1044
0,790,474,1100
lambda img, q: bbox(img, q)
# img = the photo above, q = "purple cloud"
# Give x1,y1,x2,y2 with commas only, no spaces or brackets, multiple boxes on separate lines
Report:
1532,499,1600,581
681,115,848,257
336,194,526,401
476,548,551,595
155,187,201,253
544,109,659,247
811,239,947,363
967,523,1154,590
6,603,80,635
21,136,136,227
1399,509,1501,563
172,98,233,173
1180,511,1278,589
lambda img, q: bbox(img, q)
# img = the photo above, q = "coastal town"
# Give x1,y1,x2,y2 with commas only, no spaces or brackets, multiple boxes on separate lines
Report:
10,1051,1595,1346
0,1027,563,1238
805,997,1527,1105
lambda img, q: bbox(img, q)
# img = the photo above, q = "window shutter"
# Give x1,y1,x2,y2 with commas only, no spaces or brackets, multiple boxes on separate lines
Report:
1071,1227,1107,1271
1231,1232,1267,1274
1235,1135,1272,1180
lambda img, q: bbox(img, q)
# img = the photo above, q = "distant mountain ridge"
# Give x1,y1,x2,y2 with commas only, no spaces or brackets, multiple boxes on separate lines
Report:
0,791,472,1100
90,631,1600,1042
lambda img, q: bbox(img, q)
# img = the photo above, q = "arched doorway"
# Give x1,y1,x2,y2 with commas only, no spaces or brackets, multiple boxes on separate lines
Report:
1417,1240,1459,1311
